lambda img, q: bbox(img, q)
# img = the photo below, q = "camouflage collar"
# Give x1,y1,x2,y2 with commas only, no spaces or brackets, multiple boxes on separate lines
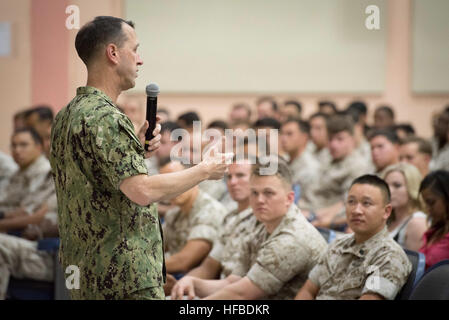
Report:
76,86,116,107
341,226,388,258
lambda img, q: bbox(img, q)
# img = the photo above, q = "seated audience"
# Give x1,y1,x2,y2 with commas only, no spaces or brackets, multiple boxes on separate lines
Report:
177,157,327,300
295,175,412,300
399,136,432,177
395,123,415,141
430,108,449,171
177,111,201,133
368,129,400,177
24,106,54,144
279,100,302,122
0,122,58,300
157,107,171,123
419,170,449,269
160,160,227,274
0,151,18,195
344,109,372,165
0,128,52,232
308,112,331,165
255,96,279,120
229,103,252,124
382,163,428,251
374,105,395,129
318,100,338,116
13,110,29,130
300,114,370,229
280,118,320,204
169,160,257,297
346,100,370,136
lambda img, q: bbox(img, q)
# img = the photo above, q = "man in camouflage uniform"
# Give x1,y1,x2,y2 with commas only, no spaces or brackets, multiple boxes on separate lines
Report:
0,128,52,229
50,16,229,300
160,160,227,275
300,115,370,229
170,161,258,299
0,151,17,195
295,175,411,300
280,118,320,206
308,112,332,166
188,158,327,300
369,129,400,177
0,123,57,300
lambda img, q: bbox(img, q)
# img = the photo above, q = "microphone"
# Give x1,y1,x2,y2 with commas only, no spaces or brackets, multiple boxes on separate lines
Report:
145,83,160,151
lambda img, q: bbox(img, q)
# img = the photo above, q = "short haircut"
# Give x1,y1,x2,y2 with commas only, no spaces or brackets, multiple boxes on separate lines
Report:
26,105,54,122
256,96,278,111
232,103,252,118
368,128,400,144
251,156,292,189
177,111,200,128
375,105,395,120
161,121,180,134
400,136,432,156
75,16,135,66
318,100,337,113
14,109,29,121
347,101,368,115
283,100,302,113
13,127,43,146
340,109,361,124
395,123,415,136
326,114,354,136
207,120,229,131
350,174,391,204
309,112,329,122
282,118,310,134
254,117,281,130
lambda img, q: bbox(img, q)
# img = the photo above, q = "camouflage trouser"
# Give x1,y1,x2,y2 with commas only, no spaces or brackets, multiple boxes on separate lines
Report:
123,286,165,300
0,233,53,299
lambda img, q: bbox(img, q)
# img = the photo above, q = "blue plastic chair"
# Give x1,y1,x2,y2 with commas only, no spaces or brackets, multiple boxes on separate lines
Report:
395,249,426,300
409,259,449,300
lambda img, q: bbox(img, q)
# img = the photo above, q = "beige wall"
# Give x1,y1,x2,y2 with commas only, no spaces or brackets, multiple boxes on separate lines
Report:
1,0,448,154
0,0,31,154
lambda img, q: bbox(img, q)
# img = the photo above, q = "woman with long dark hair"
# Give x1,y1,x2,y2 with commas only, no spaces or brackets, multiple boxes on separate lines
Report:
419,170,449,269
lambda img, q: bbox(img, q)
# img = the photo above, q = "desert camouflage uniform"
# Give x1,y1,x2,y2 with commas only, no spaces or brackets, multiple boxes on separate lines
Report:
232,204,327,299
309,226,412,300
0,192,58,300
209,207,258,278
308,144,332,167
0,151,17,195
50,86,165,300
0,154,51,214
430,143,449,171
288,151,320,206
301,151,370,210
163,191,227,256
199,179,228,201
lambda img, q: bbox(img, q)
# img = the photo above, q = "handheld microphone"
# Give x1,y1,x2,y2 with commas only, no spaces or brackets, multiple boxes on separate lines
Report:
145,83,160,151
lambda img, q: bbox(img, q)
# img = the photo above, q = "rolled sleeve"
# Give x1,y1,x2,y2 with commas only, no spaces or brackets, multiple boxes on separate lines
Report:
362,276,399,300
247,263,284,294
188,224,217,244
246,234,309,296
209,239,224,262
308,263,326,288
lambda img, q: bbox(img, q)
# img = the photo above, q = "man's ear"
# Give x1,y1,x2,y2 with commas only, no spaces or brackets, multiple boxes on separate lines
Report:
106,43,119,64
383,203,393,220
286,190,295,206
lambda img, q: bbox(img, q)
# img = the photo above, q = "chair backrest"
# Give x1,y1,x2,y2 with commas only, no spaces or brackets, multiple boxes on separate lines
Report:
316,227,336,244
409,259,449,300
395,249,426,300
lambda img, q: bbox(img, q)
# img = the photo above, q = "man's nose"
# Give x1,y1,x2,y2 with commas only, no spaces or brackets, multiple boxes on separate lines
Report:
137,54,143,65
